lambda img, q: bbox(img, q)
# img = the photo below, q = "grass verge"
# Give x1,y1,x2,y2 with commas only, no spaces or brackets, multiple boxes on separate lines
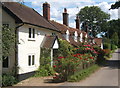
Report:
68,64,100,82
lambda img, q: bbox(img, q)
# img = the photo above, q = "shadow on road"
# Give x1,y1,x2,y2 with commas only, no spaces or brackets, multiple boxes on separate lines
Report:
102,50,120,69
103,60,120,69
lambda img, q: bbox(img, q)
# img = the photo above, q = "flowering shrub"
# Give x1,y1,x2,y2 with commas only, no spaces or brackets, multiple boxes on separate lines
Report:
53,53,96,82
52,39,111,82
74,44,98,57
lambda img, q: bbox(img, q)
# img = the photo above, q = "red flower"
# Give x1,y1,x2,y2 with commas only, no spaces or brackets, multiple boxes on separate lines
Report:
58,65,62,67
53,65,56,68
89,57,93,59
58,56,64,59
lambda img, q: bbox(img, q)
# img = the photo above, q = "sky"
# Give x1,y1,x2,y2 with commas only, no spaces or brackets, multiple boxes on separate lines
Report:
14,0,118,28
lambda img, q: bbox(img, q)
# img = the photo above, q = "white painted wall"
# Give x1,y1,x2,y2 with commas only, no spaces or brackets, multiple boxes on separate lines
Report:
53,40,59,49
66,30,69,42
80,33,83,42
17,24,57,74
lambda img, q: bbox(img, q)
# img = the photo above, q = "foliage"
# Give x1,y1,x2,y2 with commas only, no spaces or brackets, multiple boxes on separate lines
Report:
68,64,99,82
34,64,55,77
40,48,51,66
111,32,118,46
107,19,120,47
110,1,120,9
2,26,15,57
103,43,111,49
111,44,118,50
2,73,17,87
77,6,110,37
53,40,97,82
58,39,74,57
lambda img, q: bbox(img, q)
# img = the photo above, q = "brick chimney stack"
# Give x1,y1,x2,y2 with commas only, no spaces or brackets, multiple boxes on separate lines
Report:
43,2,50,20
75,16,80,29
63,8,69,26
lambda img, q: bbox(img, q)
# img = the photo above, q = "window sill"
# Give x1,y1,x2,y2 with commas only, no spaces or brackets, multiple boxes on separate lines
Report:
28,38,36,41
28,65,35,67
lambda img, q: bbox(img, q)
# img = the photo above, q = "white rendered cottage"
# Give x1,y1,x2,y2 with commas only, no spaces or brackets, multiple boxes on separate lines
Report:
2,2,59,80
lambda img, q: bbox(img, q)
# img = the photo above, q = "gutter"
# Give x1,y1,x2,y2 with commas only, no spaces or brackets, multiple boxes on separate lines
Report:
23,22,61,33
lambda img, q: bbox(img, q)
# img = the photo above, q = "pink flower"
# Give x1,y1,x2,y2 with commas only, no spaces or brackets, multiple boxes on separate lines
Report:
58,56,64,59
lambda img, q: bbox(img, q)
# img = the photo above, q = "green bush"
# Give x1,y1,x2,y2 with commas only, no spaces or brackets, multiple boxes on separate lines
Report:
68,64,99,82
34,64,55,77
103,43,111,49
111,44,118,50
2,74,17,87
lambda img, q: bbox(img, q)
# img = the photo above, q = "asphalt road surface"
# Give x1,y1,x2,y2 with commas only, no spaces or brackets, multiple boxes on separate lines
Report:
60,49,120,86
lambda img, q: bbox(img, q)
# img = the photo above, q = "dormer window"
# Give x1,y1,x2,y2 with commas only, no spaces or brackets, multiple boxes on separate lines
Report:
29,28,35,38
66,30,69,41
74,31,78,42
80,33,83,42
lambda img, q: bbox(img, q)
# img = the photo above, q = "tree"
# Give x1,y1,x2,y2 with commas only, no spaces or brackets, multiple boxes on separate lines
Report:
77,6,110,37
2,26,15,58
111,32,118,46
110,1,120,9
107,19,120,47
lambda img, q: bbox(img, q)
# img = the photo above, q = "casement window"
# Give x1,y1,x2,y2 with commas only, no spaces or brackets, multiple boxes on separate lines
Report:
3,24,9,28
29,28,35,38
2,56,9,68
28,55,35,66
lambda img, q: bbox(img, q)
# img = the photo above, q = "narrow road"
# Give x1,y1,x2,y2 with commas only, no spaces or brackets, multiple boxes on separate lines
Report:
60,49,120,86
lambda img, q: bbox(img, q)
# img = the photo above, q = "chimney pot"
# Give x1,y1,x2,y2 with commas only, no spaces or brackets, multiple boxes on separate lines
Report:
64,8,67,13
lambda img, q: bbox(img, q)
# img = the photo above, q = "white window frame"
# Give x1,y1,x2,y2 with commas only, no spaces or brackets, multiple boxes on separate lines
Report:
28,28,35,40
28,54,35,66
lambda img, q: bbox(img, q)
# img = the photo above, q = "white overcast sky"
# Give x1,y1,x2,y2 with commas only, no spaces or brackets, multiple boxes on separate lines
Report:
14,0,119,28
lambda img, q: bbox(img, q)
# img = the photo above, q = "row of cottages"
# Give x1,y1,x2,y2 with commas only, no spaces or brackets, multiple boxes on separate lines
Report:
1,2,102,81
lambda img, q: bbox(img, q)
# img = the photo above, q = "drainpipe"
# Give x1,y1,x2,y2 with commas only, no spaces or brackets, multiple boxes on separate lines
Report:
15,23,24,77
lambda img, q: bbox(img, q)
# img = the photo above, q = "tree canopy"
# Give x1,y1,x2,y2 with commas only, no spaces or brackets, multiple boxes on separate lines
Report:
77,6,110,37
110,1,120,9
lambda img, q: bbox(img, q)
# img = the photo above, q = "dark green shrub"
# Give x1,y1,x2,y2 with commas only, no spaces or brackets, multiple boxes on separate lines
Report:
2,74,17,87
111,44,118,50
34,64,55,77
103,43,111,49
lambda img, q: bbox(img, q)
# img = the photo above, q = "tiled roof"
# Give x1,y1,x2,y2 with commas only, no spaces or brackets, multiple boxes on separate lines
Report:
41,35,57,48
50,20,87,47
2,2,59,32
50,20,69,33
94,38,102,46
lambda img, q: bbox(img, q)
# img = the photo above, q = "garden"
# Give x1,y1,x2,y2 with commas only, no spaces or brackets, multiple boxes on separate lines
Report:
34,39,115,83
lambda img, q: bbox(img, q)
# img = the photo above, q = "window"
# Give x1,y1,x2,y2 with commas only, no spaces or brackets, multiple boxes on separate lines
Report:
2,56,9,68
28,55,35,66
3,24,9,28
52,33,56,36
29,28,35,38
